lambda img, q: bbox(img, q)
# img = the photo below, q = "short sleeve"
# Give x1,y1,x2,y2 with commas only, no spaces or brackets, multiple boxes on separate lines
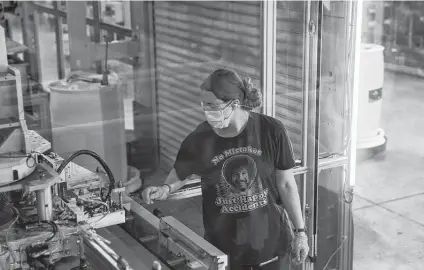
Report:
274,121,296,170
173,134,197,181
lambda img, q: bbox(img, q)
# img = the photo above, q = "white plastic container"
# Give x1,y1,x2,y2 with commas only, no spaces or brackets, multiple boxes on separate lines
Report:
357,44,386,150
49,71,128,183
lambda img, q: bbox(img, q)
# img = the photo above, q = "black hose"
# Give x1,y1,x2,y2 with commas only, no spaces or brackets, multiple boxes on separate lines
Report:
44,221,58,243
23,220,57,243
56,150,115,202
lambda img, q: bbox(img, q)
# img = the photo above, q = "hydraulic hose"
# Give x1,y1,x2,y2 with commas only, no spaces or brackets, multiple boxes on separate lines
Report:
56,150,115,202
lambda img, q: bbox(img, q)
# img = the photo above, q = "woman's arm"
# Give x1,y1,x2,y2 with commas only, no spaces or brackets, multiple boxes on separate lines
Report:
164,168,189,193
275,168,304,229
142,168,191,204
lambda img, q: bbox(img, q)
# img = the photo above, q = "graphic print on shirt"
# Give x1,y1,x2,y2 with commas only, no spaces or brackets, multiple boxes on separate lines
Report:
212,147,269,214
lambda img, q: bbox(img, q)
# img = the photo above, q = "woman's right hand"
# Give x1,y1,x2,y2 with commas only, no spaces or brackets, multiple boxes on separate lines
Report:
141,185,171,204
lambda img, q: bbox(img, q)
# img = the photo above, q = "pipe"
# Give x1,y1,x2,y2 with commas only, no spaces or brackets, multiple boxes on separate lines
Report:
86,239,120,269
311,1,324,258
260,0,277,117
91,236,134,270
302,0,312,164
36,187,53,221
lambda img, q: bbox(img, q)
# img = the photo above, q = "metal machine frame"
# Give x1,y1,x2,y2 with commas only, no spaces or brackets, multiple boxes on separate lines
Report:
122,194,228,270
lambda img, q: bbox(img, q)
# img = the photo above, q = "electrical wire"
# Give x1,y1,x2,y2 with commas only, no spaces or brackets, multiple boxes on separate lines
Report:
81,197,110,212
27,221,63,258
78,197,110,228
56,150,116,202
5,205,20,263
44,221,64,255
88,211,110,228
24,221,58,243
26,155,36,168
322,236,347,270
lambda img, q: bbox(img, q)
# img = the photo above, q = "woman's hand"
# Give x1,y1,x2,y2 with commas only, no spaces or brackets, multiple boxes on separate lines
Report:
141,185,171,204
124,177,143,194
291,232,309,265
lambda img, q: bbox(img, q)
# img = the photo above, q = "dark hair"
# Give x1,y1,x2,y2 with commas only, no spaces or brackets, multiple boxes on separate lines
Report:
224,155,255,185
201,69,263,111
241,77,263,111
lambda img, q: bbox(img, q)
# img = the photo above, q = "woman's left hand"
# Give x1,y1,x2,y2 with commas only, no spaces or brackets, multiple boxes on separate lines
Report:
291,232,309,265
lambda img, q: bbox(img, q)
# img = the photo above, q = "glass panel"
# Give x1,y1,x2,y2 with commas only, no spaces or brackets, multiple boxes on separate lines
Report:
355,1,424,270
99,1,131,28
36,11,59,86
275,1,307,162
4,1,320,269
4,12,27,93
319,1,350,156
128,173,304,244
108,59,135,100
150,1,262,176
5,13,24,44
57,0,67,11
35,1,54,8
317,2,354,270
316,167,346,270
86,1,94,19
62,17,71,75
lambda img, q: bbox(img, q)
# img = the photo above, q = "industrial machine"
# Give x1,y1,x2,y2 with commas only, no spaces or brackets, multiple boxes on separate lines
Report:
0,63,129,269
0,26,228,269
0,67,228,270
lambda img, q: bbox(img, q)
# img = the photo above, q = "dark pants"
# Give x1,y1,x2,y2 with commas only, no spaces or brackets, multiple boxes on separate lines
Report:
204,233,291,270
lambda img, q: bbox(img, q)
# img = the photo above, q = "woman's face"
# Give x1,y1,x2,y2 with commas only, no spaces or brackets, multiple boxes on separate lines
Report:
200,91,229,110
200,91,237,129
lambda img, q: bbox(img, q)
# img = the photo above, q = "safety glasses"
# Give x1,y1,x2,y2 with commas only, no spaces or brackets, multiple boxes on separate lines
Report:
200,101,233,112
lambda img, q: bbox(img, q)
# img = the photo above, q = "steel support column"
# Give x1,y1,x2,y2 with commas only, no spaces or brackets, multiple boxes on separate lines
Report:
260,0,277,117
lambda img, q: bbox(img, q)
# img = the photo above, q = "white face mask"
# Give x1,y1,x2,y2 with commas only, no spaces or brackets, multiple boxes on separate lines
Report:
203,102,235,129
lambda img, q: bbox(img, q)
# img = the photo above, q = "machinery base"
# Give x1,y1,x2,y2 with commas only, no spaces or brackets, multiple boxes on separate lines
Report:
357,128,387,161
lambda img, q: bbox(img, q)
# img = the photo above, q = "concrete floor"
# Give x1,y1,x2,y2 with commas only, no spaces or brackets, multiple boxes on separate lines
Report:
353,71,424,270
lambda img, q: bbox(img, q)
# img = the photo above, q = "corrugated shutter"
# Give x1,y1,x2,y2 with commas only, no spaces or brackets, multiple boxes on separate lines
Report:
275,1,306,159
153,1,261,172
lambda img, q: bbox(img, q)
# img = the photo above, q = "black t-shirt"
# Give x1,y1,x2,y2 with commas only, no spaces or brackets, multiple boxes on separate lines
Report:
174,112,296,266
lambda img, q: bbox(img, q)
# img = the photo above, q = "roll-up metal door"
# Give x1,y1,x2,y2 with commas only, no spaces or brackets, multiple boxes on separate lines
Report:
275,1,306,159
153,1,262,172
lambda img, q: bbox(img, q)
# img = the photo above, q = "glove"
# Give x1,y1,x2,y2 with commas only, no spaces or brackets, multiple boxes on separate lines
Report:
291,232,309,265
141,185,171,204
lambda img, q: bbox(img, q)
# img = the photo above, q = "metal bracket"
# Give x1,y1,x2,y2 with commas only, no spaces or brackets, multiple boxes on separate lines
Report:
309,20,316,34
305,204,312,218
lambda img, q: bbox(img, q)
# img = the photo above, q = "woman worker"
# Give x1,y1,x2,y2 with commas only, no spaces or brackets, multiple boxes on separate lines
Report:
141,69,309,270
